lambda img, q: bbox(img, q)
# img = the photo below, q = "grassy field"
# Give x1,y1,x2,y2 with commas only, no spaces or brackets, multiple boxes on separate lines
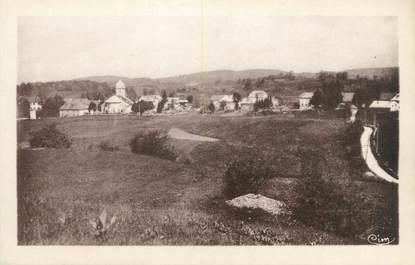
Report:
17,112,397,245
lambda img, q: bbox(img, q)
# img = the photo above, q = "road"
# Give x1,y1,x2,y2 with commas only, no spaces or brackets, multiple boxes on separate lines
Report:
168,128,219,142
360,126,398,184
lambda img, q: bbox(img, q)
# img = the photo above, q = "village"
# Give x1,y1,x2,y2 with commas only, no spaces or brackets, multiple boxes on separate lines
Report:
18,78,400,119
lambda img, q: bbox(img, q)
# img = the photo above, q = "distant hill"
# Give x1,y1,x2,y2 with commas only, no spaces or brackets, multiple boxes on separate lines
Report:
74,67,398,88
344,67,398,80
74,75,131,84
74,76,156,87
158,69,290,85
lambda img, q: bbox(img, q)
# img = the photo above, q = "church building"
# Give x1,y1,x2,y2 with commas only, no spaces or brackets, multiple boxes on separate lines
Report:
102,80,133,114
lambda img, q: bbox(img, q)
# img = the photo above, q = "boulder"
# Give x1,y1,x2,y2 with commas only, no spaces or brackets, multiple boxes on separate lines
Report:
225,194,289,216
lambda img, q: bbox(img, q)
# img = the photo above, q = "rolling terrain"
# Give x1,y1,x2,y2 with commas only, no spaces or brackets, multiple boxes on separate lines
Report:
17,113,397,245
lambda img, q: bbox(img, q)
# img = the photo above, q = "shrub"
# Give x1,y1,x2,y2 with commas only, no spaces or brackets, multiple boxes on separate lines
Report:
130,130,177,161
223,155,272,199
29,123,72,148
98,140,119,151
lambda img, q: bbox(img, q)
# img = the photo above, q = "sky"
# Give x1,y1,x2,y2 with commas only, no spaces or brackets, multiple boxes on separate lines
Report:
18,16,398,83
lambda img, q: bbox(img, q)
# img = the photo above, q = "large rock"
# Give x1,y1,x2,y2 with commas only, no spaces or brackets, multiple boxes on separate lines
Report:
225,194,289,216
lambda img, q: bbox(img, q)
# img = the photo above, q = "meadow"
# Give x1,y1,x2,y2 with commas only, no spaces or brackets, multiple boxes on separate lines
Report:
17,112,397,245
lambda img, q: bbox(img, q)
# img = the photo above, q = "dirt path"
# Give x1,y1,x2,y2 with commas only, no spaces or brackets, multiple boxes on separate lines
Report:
360,126,398,184
168,128,219,142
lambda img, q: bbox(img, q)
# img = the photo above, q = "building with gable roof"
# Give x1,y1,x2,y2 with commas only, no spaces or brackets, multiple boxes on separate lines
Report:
102,80,133,114
369,93,399,112
210,94,235,111
59,98,90,117
298,92,314,110
248,90,268,101
390,93,399,112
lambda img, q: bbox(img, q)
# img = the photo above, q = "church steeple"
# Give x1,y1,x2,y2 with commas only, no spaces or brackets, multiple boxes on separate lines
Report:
115,80,126,98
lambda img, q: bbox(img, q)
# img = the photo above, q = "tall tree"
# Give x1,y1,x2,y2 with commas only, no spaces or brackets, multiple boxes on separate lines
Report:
322,81,342,109
17,98,30,118
233,92,242,110
41,95,65,117
208,102,215,113
132,100,154,116
157,90,168,113
88,101,97,113
126,87,138,101
310,89,323,108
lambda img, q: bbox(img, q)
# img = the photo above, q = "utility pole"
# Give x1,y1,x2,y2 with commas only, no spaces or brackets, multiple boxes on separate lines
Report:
374,112,378,154
138,101,141,119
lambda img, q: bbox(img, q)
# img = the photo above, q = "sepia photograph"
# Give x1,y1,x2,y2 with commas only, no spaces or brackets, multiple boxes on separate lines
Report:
1,0,415,263
15,15,401,246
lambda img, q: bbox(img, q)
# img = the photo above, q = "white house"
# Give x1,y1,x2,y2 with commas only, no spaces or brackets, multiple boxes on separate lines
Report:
337,92,355,109
164,97,180,110
102,80,134,114
298,92,314,110
164,97,191,112
248,90,268,101
238,90,270,111
390,93,399,112
210,95,236,111
370,93,399,112
240,97,256,111
29,96,42,119
342,92,355,104
369,100,392,110
59,98,90,117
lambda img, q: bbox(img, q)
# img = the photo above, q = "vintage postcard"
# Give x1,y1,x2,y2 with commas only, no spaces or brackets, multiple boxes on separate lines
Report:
1,0,415,264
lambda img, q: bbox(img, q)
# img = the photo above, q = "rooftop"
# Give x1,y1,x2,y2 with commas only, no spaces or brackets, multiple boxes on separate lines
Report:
342,92,355,102
369,100,392,109
60,98,90,110
299,92,314,99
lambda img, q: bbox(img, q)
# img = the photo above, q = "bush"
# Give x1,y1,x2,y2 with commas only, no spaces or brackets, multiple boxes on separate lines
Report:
98,140,119,151
130,130,177,161
223,155,272,199
29,123,72,148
